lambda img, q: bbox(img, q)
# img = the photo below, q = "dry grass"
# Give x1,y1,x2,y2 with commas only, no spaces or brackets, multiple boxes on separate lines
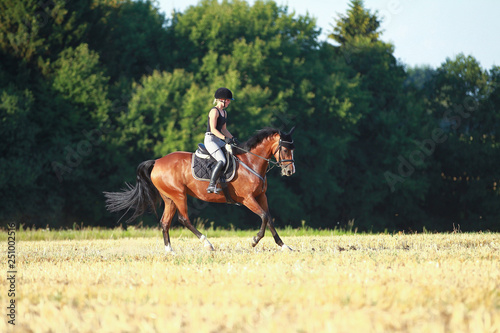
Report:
2,233,499,332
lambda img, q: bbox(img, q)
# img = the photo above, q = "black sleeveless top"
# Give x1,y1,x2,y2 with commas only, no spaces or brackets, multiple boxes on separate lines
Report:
206,107,226,133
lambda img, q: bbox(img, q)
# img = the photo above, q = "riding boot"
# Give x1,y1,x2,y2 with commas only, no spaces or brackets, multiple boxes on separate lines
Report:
207,161,225,193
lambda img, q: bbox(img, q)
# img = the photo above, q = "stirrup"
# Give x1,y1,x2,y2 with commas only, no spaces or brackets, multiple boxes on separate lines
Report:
207,183,221,194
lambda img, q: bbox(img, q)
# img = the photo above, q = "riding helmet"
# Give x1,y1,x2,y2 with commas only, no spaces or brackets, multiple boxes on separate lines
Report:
214,87,234,100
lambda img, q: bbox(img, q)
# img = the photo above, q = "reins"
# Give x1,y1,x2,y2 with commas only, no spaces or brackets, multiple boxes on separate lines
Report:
231,144,278,170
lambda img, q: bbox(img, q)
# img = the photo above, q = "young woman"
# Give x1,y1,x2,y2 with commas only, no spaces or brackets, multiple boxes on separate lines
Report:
204,87,238,193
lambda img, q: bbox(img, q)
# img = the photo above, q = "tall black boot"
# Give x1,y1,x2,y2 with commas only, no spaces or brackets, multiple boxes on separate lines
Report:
207,161,225,193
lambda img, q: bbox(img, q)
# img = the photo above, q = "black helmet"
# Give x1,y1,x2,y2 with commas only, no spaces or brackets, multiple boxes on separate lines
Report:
214,87,234,100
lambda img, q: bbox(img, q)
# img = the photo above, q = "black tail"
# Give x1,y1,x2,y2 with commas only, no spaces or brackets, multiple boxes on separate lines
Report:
104,160,160,223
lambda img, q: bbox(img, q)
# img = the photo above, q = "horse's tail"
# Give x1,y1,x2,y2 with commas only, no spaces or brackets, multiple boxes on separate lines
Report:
104,160,160,223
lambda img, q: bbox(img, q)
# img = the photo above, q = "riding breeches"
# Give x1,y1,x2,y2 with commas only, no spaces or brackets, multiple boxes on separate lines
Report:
204,133,226,164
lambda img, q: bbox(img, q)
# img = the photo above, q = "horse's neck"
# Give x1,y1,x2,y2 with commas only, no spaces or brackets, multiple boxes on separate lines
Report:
246,139,277,175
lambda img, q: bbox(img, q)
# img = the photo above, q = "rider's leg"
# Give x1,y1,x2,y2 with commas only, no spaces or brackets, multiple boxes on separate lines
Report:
207,160,225,193
204,134,226,193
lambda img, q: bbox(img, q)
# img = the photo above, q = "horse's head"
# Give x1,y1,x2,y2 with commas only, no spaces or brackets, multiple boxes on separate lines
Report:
274,126,296,176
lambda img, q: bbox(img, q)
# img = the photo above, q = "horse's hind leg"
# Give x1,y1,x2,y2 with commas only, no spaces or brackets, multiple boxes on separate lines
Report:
160,196,177,254
174,196,215,251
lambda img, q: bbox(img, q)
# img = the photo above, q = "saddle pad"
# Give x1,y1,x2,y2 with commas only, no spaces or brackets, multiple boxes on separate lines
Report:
191,153,237,182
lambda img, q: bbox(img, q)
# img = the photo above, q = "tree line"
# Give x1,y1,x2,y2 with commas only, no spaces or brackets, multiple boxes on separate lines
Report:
1,0,498,231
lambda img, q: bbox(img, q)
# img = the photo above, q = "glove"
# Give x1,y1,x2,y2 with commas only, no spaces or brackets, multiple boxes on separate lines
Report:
232,137,240,145
224,137,233,144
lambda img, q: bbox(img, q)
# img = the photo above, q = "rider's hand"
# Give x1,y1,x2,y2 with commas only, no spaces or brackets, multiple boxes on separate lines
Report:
224,137,233,144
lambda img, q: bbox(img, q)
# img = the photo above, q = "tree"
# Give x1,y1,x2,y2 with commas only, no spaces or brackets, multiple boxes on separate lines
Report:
0,0,94,66
423,54,500,230
88,0,173,83
0,85,41,223
326,0,430,230
0,40,116,227
170,0,320,91
329,0,380,45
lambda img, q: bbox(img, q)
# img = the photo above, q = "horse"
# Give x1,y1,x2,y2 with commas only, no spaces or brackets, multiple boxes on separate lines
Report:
104,127,296,252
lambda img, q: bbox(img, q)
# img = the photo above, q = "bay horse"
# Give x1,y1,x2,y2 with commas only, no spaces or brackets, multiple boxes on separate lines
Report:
104,127,296,252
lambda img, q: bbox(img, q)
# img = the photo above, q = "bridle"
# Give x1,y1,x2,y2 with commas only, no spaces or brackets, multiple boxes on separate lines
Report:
231,136,295,173
272,138,295,170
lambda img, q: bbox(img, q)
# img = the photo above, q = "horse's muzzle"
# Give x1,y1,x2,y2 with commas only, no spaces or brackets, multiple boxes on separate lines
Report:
281,163,295,176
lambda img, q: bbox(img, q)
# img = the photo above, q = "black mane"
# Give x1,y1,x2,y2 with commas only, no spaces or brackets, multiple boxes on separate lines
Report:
234,127,280,155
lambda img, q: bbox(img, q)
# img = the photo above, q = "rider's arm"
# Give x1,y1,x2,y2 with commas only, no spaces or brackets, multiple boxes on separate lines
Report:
221,124,233,140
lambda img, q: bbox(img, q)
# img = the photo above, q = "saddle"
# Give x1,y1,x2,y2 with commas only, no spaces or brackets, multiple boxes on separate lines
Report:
191,143,239,205
191,144,237,182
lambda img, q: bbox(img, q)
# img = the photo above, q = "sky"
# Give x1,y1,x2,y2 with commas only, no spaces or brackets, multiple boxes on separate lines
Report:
156,0,499,69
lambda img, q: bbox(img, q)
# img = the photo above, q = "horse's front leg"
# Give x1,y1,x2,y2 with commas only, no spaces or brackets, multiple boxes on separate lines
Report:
267,216,292,251
245,194,292,251
250,193,270,247
252,212,268,248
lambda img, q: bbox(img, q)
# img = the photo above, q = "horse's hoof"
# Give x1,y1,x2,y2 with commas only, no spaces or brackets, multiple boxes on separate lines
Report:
203,240,215,251
200,235,215,251
281,244,293,252
165,245,176,255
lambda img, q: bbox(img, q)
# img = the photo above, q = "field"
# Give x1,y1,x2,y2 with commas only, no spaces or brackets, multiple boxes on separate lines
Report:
2,228,499,332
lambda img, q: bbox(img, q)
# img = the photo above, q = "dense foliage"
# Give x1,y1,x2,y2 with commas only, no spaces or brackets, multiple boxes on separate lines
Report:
1,0,498,231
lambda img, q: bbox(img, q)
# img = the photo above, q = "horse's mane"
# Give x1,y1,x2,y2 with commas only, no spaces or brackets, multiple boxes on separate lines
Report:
234,127,279,155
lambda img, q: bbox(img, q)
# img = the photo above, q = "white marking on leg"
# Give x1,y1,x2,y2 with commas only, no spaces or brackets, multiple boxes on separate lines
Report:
281,244,293,252
200,235,215,251
165,244,175,254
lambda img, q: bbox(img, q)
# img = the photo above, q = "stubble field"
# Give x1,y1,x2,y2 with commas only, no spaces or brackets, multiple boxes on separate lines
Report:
2,230,499,332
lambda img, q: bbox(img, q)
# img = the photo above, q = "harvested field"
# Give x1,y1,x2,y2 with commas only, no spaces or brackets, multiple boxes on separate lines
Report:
2,232,499,332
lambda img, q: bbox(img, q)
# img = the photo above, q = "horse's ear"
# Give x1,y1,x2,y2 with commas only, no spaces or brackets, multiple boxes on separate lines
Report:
287,126,296,136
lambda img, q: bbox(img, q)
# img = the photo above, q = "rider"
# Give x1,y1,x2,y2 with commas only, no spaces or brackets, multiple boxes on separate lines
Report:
205,87,238,193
